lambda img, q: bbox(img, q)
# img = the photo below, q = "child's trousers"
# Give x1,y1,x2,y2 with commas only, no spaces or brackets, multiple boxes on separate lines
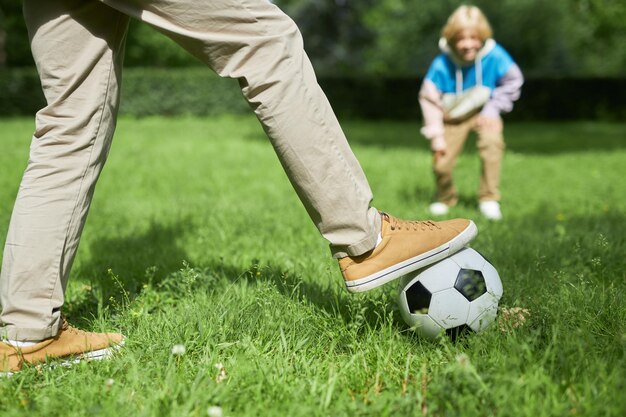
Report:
433,115,505,206
0,0,380,341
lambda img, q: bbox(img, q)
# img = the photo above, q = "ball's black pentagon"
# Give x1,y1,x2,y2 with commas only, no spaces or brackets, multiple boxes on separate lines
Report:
445,324,472,341
454,268,487,301
405,280,432,314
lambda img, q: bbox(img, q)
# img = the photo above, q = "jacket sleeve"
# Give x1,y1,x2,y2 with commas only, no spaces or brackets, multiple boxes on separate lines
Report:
481,63,524,118
418,79,447,151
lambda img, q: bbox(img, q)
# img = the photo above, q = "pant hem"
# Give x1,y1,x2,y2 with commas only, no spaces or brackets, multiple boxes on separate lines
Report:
1,322,60,342
330,209,381,259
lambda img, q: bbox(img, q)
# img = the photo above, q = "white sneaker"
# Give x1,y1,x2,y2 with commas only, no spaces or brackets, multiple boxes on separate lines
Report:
479,201,502,221
429,202,450,216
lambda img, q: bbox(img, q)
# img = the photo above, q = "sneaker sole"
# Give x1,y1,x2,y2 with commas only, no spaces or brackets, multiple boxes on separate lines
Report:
54,341,124,368
345,220,478,293
0,340,124,377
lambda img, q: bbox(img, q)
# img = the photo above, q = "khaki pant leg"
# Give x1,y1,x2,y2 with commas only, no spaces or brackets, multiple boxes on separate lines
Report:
101,0,380,258
1,0,129,340
476,127,505,202
433,119,473,206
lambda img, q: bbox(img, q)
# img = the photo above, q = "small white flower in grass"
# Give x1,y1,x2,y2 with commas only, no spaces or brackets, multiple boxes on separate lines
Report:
104,378,115,389
171,344,186,356
207,406,223,417
455,353,471,369
214,362,227,383
499,307,531,332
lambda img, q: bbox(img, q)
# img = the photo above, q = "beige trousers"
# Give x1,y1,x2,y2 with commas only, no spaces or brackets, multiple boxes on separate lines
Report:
1,0,380,340
433,116,505,206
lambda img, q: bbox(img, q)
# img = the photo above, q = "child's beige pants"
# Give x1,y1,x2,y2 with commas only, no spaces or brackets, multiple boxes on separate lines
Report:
433,116,505,206
1,0,380,341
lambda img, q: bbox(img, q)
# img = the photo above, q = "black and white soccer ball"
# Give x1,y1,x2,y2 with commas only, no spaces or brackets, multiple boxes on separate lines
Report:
397,247,503,339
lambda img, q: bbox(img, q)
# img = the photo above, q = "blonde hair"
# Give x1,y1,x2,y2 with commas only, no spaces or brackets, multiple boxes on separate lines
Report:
442,5,493,42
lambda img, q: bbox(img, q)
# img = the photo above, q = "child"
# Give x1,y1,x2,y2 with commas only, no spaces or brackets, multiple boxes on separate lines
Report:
419,5,523,220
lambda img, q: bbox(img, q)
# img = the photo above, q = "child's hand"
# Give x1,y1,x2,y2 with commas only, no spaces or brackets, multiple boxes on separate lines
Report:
475,115,503,132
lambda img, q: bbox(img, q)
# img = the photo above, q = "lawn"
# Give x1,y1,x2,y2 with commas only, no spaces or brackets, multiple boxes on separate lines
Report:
1,116,625,417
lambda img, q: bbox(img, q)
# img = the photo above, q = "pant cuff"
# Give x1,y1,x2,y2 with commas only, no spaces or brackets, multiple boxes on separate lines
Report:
1,320,62,342
330,209,381,259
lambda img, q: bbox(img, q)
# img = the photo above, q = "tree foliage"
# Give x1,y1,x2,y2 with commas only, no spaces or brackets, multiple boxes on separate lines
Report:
0,0,33,67
124,21,199,68
279,0,626,77
276,0,375,76
1,0,624,77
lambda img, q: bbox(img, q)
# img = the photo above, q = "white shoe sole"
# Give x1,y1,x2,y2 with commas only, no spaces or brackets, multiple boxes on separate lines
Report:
53,341,124,368
345,221,478,293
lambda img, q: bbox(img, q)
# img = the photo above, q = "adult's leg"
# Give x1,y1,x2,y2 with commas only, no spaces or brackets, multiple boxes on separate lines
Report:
101,0,380,258
432,119,472,206
475,126,505,202
0,0,129,340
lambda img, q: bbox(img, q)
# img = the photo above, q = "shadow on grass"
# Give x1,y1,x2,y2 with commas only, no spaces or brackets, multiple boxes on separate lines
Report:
67,219,398,332
486,208,626,275
65,220,193,320
503,122,626,155
398,185,484,212
66,207,625,337
339,121,626,155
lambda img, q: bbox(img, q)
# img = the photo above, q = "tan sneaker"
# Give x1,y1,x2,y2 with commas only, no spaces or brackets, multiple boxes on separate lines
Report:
1,320,124,376
339,213,477,293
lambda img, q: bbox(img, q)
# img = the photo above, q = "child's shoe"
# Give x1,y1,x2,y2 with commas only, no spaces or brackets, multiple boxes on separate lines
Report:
1,320,124,376
479,200,502,221
429,202,450,216
338,212,477,293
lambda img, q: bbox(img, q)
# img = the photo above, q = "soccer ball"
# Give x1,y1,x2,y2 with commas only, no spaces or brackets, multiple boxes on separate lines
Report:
397,247,503,339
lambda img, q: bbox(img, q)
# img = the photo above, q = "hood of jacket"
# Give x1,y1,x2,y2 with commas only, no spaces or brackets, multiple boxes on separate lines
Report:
438,37,496,67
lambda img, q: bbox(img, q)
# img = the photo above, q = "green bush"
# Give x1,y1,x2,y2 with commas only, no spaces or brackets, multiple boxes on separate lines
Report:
1,67,625,121
119,68,249,117
0,67,249,117
0,68,44,116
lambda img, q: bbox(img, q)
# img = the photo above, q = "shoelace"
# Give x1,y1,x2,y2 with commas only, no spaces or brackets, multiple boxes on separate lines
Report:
59,318,85,337
384,213,441,231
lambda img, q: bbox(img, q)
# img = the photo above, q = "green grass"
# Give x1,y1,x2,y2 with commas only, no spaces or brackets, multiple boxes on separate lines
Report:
1,116,625,417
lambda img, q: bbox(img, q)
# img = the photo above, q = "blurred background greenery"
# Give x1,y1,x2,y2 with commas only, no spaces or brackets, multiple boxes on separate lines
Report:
1,0,625,119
